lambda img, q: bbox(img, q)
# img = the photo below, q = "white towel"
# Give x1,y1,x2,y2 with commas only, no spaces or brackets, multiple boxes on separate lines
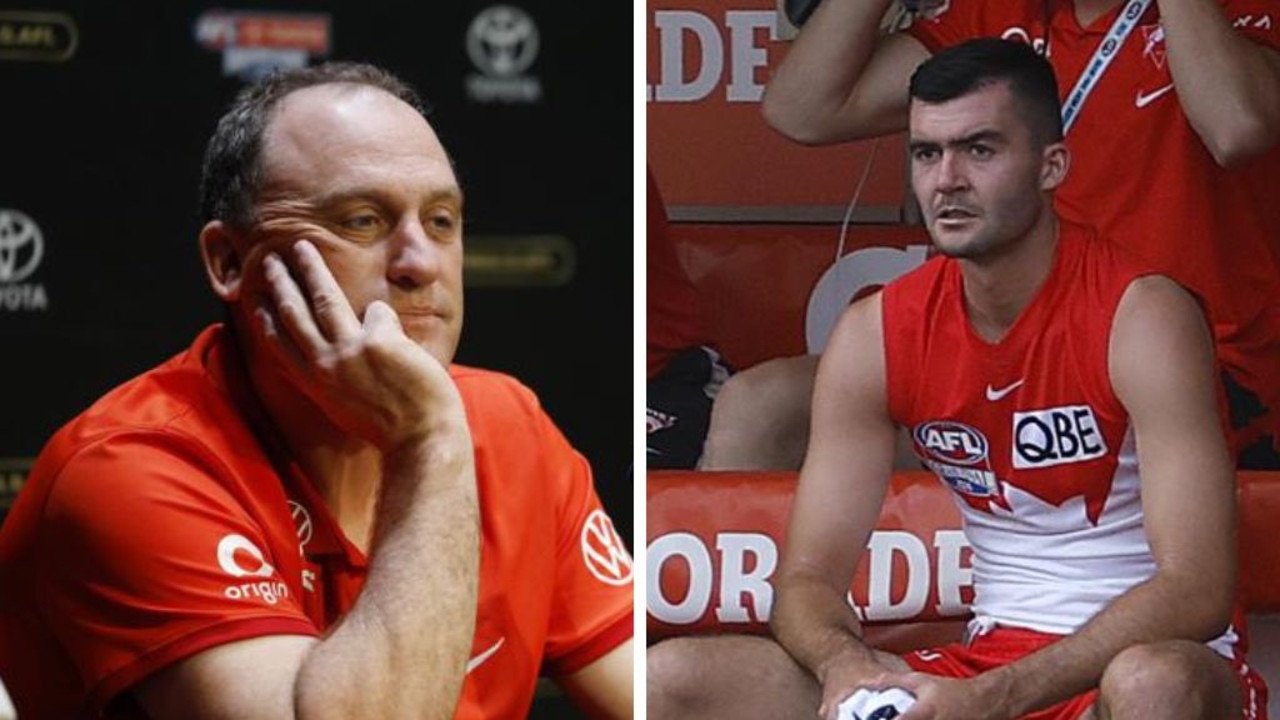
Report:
836,687,916,720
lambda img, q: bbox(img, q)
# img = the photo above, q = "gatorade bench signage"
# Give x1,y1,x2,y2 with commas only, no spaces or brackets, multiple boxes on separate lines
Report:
647,470,1280,641
646,471,974,640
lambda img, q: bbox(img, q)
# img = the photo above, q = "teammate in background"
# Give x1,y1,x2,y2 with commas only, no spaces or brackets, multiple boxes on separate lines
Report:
700,0,1280,472
650,39,1263,720
0,62,633,719
647,164,732,469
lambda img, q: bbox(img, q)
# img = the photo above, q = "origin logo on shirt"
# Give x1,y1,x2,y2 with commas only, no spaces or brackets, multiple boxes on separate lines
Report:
216,533,290,605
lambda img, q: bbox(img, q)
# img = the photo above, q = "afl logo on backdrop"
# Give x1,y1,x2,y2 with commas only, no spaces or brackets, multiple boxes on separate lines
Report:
0,11,78,62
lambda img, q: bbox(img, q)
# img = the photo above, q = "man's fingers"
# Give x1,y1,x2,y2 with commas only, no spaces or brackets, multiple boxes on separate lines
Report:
362,299,403,333
254,302,305,371
291,240,361,342
263,251,326,359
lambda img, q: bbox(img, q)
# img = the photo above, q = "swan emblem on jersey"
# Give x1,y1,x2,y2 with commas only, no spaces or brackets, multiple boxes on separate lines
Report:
1141,24,1166,69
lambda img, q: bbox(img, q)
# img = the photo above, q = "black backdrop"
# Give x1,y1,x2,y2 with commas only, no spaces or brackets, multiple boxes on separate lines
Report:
0,2,633,544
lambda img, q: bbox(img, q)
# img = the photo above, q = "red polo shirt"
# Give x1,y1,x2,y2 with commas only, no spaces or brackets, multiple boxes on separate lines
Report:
0,324,633,719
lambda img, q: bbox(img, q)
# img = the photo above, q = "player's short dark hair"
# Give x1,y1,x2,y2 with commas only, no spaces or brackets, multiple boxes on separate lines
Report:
909,38,1063,146
199,61,430,230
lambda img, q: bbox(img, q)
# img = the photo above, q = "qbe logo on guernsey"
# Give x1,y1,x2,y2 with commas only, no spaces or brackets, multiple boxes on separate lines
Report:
0,209,48,312
1012,405,1107,469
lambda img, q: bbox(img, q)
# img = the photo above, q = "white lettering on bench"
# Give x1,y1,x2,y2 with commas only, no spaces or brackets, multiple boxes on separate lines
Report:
648,10,778,103
860,531,929,621
648,529,973,626
935,530,972,616
648,532,714,624
715,533,778,623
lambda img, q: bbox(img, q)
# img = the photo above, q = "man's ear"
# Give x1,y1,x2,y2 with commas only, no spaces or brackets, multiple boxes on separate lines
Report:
200,221,246,302
1040,141,1071,192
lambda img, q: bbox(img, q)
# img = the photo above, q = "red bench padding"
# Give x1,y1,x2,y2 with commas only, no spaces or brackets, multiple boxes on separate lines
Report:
647,470,1280,642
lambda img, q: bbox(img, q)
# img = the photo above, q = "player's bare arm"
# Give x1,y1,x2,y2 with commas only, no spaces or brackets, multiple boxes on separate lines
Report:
770,293,913,720
881,275,1237,720
761,0,930,144
555,638,635,720
1158,0,1280,164
134,239,480,720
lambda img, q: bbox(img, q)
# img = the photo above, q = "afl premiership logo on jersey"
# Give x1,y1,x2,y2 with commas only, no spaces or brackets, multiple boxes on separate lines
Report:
914,421,1000,498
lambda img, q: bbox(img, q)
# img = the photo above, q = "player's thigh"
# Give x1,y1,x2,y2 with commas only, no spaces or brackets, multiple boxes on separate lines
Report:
648,634,815,713
648,633,904,719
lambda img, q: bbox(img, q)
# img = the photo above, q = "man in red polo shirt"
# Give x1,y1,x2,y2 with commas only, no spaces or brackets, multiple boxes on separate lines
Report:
702,0,1280,471
0,62,633,719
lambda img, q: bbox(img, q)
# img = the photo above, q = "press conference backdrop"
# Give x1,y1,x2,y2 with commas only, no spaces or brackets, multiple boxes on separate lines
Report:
0,5,632,544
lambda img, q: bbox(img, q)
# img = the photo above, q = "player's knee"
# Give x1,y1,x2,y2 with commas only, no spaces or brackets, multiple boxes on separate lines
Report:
1099,642,1214,714
710,367,775,432
647,637,716,717
702,356,816,470
717,358,813,423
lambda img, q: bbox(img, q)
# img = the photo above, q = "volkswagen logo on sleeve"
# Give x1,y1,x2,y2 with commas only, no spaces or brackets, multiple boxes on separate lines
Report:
465,5,543,103
0,209,48,312
580,510,633,586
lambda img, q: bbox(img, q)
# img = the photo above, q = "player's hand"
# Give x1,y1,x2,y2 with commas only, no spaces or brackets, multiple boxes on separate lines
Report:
870,672,1009,720
256,239,466,453
817,653,894,720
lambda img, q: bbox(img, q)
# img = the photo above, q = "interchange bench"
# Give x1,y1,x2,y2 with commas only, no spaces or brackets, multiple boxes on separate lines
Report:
648,470,1280,639
647,470,1280,710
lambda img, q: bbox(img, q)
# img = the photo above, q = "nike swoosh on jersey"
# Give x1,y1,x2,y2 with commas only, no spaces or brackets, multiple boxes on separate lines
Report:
985,380,1025,402
466,637,505,674
1135,83,1175,108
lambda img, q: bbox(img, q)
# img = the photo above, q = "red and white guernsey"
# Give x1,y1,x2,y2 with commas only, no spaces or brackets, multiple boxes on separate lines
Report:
906,0,1280,457
883,221,1240,651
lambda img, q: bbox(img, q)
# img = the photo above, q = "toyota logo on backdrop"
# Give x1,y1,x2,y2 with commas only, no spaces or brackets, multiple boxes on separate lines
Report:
467,5,538,76
0,208,49,311
0,209,43,284
465,5,543,103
